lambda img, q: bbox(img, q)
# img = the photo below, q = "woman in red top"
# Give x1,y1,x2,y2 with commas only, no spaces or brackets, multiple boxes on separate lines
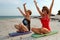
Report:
32,0,54,34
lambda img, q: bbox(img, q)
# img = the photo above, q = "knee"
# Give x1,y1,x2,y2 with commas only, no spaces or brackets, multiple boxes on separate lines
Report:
42,28,48,30
14,25,18,27
19,23,24,27
31,28,35,31
43,28,50,32
42,28,50,33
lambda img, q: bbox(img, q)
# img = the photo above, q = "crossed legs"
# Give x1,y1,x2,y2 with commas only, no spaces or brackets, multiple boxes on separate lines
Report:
32,27,50,34
14,23,50,34
14,23,29,32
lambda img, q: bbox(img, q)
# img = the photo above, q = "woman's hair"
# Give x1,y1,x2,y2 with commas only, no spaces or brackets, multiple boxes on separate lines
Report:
27,10,32,15
42,6,49,14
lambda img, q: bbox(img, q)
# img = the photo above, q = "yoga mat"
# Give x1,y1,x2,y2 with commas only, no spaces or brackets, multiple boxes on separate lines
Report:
9,31,31,37
31,31,58,38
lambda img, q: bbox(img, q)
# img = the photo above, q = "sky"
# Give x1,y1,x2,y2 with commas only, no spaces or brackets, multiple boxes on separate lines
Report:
0,0,60,16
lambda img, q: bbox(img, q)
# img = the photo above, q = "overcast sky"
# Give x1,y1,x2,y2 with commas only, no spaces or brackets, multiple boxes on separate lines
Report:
0,0,60,16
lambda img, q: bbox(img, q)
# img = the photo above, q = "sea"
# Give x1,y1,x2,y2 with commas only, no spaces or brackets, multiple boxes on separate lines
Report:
0,16,24,20
0,16,40,20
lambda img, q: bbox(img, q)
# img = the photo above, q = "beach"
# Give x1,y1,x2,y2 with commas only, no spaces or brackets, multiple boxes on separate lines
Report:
0,18,60,40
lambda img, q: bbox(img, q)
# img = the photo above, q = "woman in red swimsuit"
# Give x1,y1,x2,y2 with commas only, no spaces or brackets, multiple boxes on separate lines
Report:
32,0,54,34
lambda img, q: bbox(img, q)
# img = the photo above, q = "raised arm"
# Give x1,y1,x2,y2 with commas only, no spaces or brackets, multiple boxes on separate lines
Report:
34,0,43,16
17,7,26,16
23,3,27,14
49,0,54,15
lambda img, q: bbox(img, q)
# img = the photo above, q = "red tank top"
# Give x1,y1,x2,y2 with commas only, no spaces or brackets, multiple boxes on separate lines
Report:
40,15,51,31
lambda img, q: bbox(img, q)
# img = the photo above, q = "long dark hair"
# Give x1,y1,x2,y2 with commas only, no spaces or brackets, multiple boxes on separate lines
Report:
42,6,49,14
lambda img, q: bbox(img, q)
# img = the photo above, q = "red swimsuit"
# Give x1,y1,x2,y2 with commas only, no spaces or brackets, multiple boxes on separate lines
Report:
40,15,51,31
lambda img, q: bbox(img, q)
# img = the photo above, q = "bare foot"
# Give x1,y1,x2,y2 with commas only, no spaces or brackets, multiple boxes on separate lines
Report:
14,25,20,29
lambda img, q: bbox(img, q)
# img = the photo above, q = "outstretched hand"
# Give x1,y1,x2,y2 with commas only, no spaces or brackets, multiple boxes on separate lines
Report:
53,0,54,1
52,0,54,2
34,0,37,4
17,7,20,9
23,3,26,6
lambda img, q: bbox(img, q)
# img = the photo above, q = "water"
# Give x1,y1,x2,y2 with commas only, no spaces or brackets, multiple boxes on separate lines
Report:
0,16,40,20
0,16,24,20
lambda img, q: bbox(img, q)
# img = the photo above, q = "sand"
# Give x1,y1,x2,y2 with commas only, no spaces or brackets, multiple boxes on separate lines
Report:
0,18,60,40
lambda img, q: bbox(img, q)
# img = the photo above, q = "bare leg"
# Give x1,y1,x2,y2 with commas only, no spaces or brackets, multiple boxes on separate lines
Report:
15,23,29,32
31,28,42,34
14,24,22,32
14,25,20,30
19,23,29,32
31,27,50,34
41,28,50,34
